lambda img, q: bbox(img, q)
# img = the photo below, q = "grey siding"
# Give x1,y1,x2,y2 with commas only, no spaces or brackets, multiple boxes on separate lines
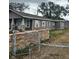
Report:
60,22,64,29
55,21,64,29
64,21,69,29
51,22,55,29
55,22,60,29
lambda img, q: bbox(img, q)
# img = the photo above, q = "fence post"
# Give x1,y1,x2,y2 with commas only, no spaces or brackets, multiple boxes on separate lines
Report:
29,44,32,59
12,23,16,58
12,30,16,56
38,32,41,52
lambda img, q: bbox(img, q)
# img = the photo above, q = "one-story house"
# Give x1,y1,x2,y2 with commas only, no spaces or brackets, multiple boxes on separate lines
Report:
9,9,65,32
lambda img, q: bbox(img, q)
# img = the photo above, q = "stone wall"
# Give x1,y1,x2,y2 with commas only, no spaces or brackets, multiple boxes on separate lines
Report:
9,30,49,48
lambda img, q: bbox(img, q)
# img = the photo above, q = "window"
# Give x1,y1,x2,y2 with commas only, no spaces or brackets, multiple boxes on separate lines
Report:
25,20,30,28
27,20,30,27
42,21,46,27
35,20,40,28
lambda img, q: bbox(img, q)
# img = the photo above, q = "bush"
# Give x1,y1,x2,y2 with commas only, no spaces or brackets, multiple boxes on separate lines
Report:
18,29,23,32
9,31,13,34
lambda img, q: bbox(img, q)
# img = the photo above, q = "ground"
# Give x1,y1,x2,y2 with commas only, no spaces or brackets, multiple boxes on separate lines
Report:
10,29,69,59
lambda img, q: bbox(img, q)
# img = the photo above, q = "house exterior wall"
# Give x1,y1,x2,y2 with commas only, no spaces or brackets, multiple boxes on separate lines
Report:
32,20,35,30
55,22,60,29
9,10,65,31
48,21,51,29
33,20,48,30
54,21,65,29
9,11,23,31
64,21,69,29
45,21,48,28
60,22,64,29
17,18,32,31
51,22,55,29
32,20,51,30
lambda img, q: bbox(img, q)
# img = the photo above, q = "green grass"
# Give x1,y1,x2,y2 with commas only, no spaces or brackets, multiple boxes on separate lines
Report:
49,29,69,38
48,29,69,44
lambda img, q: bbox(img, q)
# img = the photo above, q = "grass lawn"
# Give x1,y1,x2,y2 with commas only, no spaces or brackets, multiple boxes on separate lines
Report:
49,29,69,45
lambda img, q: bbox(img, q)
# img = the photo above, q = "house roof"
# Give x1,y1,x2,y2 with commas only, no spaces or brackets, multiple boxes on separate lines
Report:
9,9,65,22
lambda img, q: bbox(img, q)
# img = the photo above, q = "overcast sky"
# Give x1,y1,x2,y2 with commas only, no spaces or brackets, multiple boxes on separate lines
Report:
9,0,69,20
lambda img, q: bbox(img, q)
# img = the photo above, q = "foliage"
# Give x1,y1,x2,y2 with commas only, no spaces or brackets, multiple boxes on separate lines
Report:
9,2,29,12
38,1,69,20
9,31,13,34
41,39,50,43
9,48,13,59
18,29,23,32
16,46,29,54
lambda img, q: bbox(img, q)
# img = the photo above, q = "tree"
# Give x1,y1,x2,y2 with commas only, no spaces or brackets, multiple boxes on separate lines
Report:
65,4,69,15
9,2,29,12
38,1,69,20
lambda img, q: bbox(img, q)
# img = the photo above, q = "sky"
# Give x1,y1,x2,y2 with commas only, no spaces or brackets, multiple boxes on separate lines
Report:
9,0,69,20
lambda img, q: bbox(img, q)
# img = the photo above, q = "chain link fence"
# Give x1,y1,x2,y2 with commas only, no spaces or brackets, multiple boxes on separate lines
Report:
9,30,69,59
